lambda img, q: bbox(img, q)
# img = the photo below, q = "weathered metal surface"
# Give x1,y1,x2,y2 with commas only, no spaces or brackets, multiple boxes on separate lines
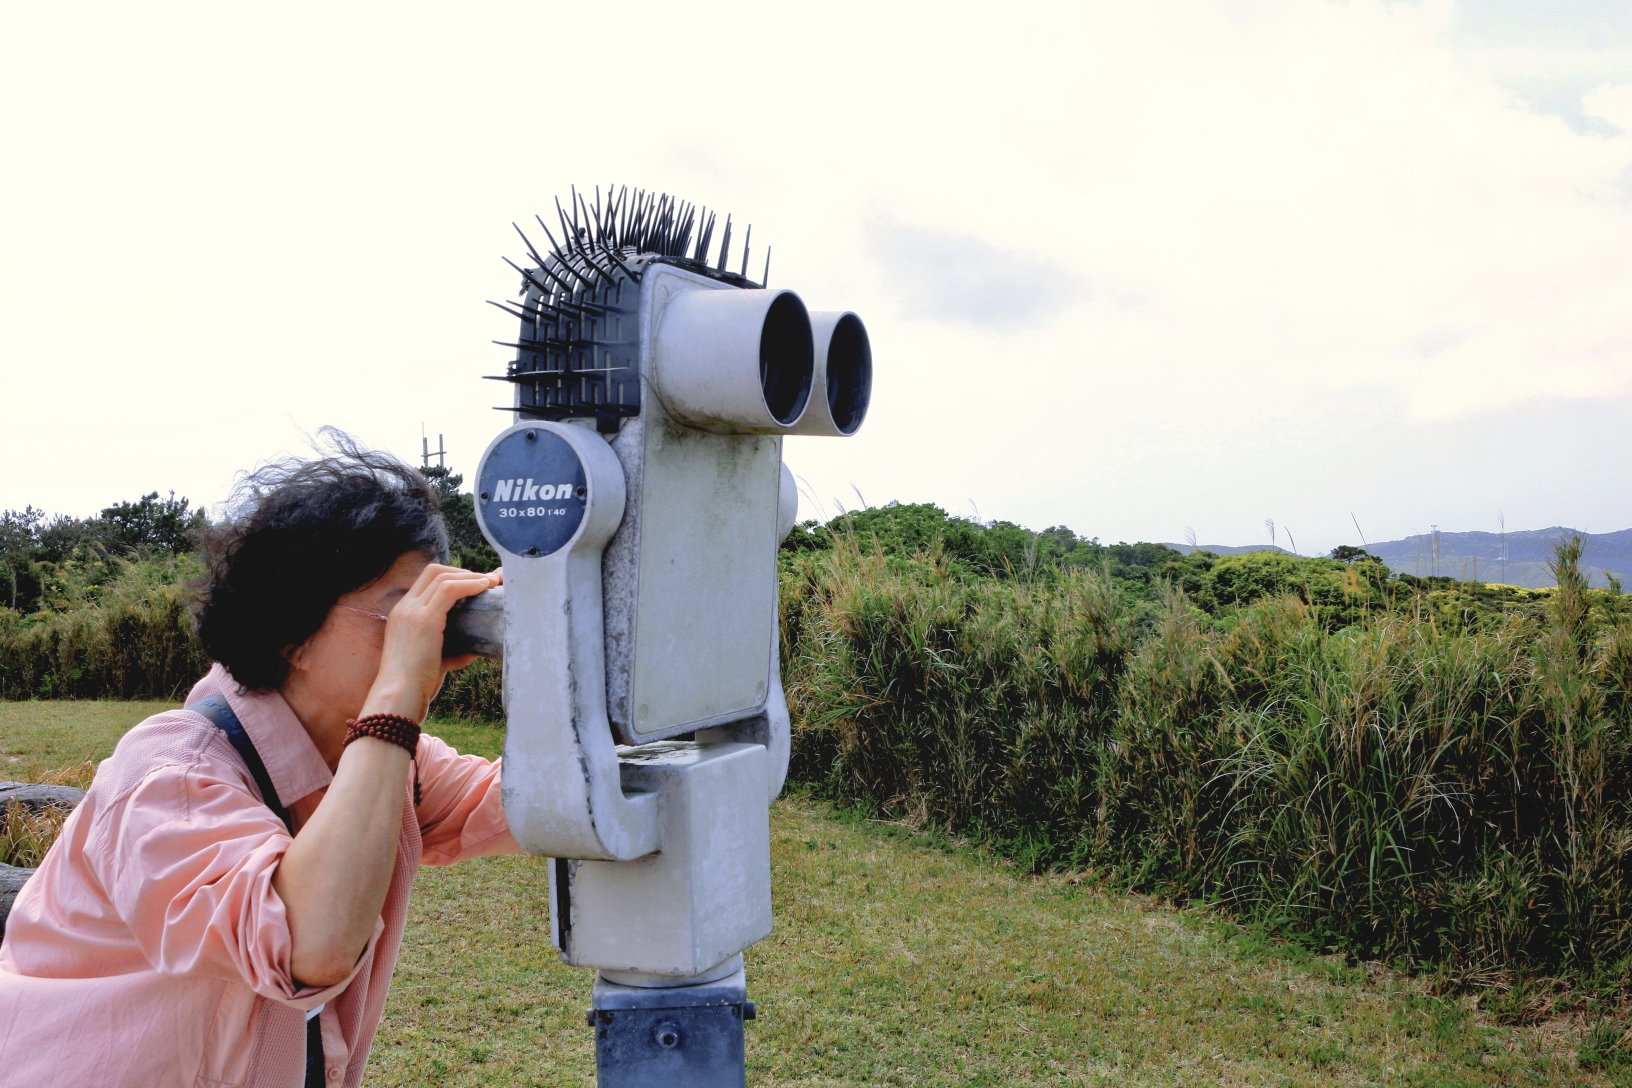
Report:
590,967,754,1088
555,744,771,977
476,421,661,864
443,587,505,661
600,262,785,746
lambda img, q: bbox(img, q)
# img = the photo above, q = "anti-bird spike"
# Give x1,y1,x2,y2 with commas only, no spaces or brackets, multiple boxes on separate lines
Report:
716,215,732,272
495,187,764,429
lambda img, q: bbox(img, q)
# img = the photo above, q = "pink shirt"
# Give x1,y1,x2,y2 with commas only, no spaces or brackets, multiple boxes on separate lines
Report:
0,664,521,1087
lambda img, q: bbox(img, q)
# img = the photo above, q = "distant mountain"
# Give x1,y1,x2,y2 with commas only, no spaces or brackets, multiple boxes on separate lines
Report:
1165,543,1287,557
1170,529,1632,589
1362,528,1632,589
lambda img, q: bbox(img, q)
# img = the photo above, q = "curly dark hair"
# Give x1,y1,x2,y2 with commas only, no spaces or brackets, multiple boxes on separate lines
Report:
196,429,449,691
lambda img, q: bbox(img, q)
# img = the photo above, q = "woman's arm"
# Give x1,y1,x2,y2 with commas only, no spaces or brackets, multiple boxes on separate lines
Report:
273,562,498,987
275,739,408,985
415,733,522,866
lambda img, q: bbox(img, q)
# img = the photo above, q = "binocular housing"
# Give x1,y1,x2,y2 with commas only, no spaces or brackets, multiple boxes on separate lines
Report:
460,196,874,1088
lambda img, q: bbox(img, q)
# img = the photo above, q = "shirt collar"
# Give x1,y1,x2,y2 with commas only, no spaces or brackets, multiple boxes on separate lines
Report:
186,663,334,808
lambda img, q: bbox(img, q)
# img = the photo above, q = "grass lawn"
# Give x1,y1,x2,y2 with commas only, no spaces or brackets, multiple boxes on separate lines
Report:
1,700,1614,1086
0,699,179,783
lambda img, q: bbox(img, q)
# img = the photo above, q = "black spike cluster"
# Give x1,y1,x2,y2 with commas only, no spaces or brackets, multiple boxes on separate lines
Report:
484,263,637,434
510,184,768,290
485,186,771,431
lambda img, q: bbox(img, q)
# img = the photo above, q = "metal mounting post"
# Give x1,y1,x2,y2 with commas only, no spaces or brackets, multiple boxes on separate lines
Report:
588,964,756,1088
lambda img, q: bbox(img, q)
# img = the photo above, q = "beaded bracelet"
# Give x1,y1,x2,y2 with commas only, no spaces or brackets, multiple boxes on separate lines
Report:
343,713,421,753
345,714,423,806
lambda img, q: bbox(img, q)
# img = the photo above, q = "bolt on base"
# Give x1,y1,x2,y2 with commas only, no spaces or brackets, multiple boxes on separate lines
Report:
588,967,756,1088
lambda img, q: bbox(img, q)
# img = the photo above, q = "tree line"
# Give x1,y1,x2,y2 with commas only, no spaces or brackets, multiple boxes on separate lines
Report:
0,468,501,619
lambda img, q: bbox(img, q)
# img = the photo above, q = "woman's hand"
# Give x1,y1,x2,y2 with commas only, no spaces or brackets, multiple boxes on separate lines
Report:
360,564,501,724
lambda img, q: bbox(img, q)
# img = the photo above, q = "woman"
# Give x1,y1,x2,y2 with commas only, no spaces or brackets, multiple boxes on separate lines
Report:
0,439,520,1087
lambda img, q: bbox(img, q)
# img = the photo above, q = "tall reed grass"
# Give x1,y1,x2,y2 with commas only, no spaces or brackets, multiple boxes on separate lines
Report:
0,551,501,717
9,529,1631,987
0,556,208,700
0,806,70,869
429,659,503,721
784,535,1632,986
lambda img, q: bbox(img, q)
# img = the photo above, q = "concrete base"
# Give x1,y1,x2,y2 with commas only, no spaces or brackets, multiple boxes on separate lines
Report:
589,967,756,1088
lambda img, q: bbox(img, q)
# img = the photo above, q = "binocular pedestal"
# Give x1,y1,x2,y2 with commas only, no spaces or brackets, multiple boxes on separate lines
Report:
543,741,772,1087
589,960,756,1087
470,207,874,1087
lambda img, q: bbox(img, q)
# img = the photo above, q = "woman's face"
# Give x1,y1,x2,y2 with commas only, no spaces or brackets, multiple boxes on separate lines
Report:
283,550,432,728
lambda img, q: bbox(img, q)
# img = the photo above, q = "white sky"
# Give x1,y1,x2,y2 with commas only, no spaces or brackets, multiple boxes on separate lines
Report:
2,0,1629,553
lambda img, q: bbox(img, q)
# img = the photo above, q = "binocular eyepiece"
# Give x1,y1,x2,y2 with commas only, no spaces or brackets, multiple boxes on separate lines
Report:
443,588,505,660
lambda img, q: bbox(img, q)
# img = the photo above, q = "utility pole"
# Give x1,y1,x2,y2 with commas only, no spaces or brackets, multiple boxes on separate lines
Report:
421,425,446,469
1499,510,1506,586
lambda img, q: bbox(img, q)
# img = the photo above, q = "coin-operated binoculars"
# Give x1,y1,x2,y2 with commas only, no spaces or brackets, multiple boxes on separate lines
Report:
449,188,871,1087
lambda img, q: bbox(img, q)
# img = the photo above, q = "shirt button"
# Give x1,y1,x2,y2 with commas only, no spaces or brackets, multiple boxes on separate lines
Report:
326,1068,341,1081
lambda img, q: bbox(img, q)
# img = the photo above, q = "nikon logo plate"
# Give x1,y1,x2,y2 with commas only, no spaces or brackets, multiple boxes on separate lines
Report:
477,428,587,557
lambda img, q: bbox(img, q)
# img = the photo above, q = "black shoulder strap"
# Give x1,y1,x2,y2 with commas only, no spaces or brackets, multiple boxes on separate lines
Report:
190,694,319,1081
188,694,294,835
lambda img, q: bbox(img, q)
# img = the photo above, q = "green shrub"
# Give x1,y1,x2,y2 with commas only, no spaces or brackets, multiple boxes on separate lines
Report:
2,493,205,615
0,547,505,716
0,554,208,700
430,658,503,721
783,536,1132,866
784,502,1186,600
784,534,1632,985
12,495,1632,991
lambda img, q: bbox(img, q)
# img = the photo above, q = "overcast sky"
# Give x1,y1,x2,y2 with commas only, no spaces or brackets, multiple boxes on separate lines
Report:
2,0,1629,553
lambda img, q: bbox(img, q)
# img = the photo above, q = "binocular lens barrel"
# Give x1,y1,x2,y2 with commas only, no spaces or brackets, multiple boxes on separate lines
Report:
788,311,872,437
653,288,815,434
759,292,815,426
822,312,871,435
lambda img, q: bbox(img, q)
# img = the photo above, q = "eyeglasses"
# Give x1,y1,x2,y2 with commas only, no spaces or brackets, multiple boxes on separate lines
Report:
339,604,391,623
